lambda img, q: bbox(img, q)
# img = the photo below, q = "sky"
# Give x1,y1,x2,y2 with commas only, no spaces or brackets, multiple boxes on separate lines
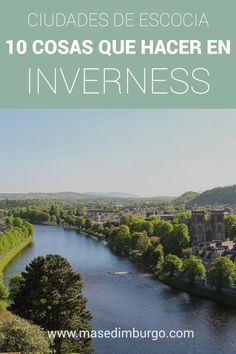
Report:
0,109,235,197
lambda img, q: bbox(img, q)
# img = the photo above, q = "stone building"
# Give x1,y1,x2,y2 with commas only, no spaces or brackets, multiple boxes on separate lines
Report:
190,210,225,244
192,240,236,268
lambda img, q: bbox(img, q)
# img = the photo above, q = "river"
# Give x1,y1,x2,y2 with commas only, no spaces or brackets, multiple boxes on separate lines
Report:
3,225,236,354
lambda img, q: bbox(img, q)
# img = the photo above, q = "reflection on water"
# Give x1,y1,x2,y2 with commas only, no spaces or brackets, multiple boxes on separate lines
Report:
3,225,236,354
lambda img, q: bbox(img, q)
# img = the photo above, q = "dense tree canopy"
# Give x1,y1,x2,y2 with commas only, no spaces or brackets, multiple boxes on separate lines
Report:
0,275,9,302
172,211,192,226
109,225,131,255
4,200,236,295
10,254,94,354
182,256,205,284
163,255,183,276
135,231,150,254
120,215,154,236
0,315,52,353
207,256,236,291
143,243,164,269
0,218,33,254
225,215,236,240
13,208,50,224
154,220,174,241
92,223,104,235
163,224,190,256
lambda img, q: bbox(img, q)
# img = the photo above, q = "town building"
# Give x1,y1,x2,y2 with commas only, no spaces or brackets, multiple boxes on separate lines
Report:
191,210,225,244
192,240,236,268
85,210,120,223
146,211,175,221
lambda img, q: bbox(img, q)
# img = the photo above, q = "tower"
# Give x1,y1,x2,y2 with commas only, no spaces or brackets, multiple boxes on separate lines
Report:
190,210,225,244
191,211,206,243
210,211,225,241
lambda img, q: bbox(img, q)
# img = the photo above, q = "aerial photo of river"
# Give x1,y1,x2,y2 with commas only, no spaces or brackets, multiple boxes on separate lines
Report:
3,225,236,354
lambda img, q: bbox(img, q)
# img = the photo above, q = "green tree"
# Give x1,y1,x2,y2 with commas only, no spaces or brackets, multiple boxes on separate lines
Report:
5,215,13,225
23,220,34,236
182,248,192,258
139,221,154,236
120,215,140,228
173,211,192,225
225,215,236,240
163,255,182,276
0,275,9,301
154,244,164,271
110,225,131,255
10,255,93,354
9,273,25,299
164,224,190,256
12,217,23,228
0,315,52,353
207,256,236,291
182,256,205,284
147,215,161,225
0,220,33,254
64,214,76,226
154,220,173,242
133,231,150,254
84,218,93,230
76,217,86,230
92,223,104,234
143,244,164,269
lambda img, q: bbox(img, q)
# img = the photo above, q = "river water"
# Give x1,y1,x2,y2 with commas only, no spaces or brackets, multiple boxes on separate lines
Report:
3,225,236,354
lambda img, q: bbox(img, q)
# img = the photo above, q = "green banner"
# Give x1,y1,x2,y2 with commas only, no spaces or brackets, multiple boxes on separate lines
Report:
0,0,235,108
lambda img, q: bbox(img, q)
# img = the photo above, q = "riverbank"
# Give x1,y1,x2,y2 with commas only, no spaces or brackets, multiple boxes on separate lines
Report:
80,229,236,307
0,236,33,273
14,223,236,308
0,237,33,321
5,224,236,354
131,252,236,307
160,275,236,307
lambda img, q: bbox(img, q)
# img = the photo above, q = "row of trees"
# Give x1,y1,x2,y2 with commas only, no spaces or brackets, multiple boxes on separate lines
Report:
10,206,93,228
0,197,171,213
5,206,236,294
105,214,236,292
8,204,236,242
0,217,34,254
0,217,34,303
160,254,236,291
108,217,190,258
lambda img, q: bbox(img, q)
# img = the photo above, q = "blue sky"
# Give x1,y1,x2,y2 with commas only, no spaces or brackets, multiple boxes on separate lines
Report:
0,109,235,196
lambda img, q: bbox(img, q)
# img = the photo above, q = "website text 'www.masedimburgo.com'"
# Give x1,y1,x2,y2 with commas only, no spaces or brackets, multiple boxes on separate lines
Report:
47,327,194,341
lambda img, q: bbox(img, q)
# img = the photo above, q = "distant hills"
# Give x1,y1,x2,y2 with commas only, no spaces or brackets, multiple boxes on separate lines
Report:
174,191,200,205
148,196,176,201
0,191,145,201
84,192,140,199
0,191,176,201
186,185,236,207
0,191,139,201
1,185,236,205
0,192,84,201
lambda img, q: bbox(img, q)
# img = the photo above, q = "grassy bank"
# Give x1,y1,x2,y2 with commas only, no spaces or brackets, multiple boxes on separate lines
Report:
0,236,33,273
